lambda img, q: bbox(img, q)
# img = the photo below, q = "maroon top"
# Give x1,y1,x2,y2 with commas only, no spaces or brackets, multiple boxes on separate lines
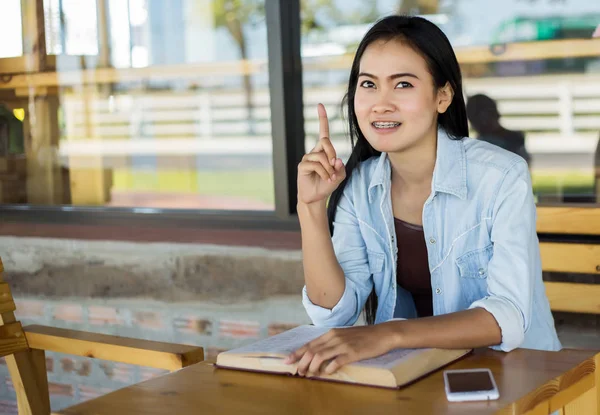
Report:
394,217,434,318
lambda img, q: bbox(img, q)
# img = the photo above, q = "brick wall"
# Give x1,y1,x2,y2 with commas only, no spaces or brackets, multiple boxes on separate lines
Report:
0,296,310,412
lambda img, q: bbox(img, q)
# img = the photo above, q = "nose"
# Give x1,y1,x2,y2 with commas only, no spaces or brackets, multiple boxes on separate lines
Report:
372,91,396,114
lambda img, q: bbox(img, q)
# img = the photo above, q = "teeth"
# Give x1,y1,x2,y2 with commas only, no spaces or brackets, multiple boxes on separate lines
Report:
373,122,400,128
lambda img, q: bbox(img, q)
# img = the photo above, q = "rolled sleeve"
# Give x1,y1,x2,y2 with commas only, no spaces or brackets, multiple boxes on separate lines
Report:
470,159,537,352
469,296,524,352
302,279,358,327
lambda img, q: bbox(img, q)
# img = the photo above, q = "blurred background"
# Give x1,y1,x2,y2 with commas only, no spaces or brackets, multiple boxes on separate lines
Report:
0,0,598,412
0,0,598,211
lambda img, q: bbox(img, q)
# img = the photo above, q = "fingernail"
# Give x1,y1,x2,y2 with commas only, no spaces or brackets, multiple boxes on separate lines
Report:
330,158,335,166
327,178,332,183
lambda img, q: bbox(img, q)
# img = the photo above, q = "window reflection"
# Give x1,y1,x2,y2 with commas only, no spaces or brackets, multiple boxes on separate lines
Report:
0,0,274,210
0,0,23,58
301,0,600,204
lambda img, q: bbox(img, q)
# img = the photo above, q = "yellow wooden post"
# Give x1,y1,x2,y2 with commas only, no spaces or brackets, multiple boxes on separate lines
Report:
18,0,68,205
66,0,114,206
17,87,68,205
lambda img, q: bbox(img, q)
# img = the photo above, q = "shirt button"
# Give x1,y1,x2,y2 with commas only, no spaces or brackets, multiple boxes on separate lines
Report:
478,268,485,275
429,238,436,244
435,288,442,295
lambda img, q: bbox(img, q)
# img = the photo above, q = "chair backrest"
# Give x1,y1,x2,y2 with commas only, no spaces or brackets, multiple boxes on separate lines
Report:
0,257,29,359
0,257,51,414
537,207,600,314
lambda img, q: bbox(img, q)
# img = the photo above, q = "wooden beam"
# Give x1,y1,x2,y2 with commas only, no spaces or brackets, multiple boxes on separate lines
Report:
96,0,111,68
0,56,57,75
24,325,204,371
0,57,28,74
537,207,600,236
1,38,598,90
0,60,263,89
540,243,600,274
545,282,600,314
23,95,66,204
20,0,47,73
457,38,600,64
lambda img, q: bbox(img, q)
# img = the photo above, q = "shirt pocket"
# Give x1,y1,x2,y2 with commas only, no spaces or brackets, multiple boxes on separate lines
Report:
367,250,384,274
455,244,493,279
455,245,493,306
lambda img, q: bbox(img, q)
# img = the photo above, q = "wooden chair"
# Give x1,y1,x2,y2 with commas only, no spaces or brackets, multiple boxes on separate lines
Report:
536,206,600,415
0,257,204,415
537,207,600,314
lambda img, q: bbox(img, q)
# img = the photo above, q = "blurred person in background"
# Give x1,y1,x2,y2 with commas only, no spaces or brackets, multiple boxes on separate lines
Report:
466,94,531,166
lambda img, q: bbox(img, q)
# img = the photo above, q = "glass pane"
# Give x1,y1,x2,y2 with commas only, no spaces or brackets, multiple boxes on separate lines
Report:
0,0,274,211
452,1,600,205
301,0,600,205
0,0,23,58
44,0,63,55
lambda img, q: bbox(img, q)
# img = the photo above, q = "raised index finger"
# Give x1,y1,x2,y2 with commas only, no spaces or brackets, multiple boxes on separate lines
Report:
316,104,336,165
317,103,330,141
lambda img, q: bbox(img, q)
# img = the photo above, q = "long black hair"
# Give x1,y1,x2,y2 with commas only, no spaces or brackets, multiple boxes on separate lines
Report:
327,15,469,325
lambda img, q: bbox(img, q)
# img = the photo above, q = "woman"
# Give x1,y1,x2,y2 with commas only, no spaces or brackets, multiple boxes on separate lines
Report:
286,15,561,377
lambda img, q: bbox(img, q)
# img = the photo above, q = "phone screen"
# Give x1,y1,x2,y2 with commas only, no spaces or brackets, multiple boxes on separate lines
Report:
446,371,495,393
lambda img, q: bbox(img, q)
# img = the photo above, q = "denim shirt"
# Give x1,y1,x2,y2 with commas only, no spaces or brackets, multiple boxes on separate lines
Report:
302,128,562,352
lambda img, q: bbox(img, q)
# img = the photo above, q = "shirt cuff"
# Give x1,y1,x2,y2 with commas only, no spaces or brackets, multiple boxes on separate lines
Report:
302,280,358,327
469,296,525,352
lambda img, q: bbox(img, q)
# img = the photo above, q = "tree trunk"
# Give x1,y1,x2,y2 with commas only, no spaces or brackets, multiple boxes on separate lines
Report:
238,38,254,135
226,16,254,136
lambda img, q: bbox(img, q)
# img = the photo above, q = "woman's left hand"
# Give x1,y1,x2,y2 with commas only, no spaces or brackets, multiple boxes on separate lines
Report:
284,324,397,377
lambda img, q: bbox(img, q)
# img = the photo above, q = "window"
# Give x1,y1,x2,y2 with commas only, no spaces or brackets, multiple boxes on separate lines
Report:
0,0,275,211
0,0,23,58
300,0,600,205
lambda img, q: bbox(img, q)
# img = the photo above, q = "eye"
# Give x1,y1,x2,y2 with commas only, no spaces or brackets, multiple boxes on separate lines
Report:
395,81,413,89
359,80,376,88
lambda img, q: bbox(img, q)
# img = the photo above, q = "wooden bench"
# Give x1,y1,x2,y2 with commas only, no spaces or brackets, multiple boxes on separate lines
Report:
537,206,600,314
0,257,204,414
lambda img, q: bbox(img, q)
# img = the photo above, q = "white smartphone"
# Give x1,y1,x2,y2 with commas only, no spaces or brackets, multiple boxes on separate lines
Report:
443,368,500,402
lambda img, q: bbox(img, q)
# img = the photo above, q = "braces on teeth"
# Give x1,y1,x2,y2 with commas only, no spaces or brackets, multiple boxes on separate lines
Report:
373,122,400,128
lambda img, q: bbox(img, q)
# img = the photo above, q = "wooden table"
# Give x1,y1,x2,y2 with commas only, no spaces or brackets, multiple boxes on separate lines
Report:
58,348,599,415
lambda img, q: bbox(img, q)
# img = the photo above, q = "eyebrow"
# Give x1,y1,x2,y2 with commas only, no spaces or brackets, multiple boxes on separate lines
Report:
358,72,419,80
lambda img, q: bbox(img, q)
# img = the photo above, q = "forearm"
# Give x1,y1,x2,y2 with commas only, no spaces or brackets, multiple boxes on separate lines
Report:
383,308,502,350
298,201,346,309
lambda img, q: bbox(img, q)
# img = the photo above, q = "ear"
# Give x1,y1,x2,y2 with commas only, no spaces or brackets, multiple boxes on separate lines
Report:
437,82,454,114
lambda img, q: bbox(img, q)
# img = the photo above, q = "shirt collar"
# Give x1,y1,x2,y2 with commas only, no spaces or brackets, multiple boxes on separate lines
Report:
367,127,467,203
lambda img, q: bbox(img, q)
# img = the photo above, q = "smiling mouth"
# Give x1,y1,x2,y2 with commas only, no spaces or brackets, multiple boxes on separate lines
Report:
372,122,401,129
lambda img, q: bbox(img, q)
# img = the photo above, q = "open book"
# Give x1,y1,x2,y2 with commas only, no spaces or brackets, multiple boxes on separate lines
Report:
216,325,471,389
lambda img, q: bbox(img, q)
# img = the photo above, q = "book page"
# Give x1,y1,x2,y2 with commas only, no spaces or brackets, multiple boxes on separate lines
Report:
353,348,425,370
220,325,331,356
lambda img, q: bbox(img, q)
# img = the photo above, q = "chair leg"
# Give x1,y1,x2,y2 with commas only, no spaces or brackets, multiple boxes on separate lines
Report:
594,352,600,414
6,349,50,415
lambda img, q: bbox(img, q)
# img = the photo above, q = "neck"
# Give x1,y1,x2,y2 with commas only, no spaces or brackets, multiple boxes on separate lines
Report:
388,127,437,191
